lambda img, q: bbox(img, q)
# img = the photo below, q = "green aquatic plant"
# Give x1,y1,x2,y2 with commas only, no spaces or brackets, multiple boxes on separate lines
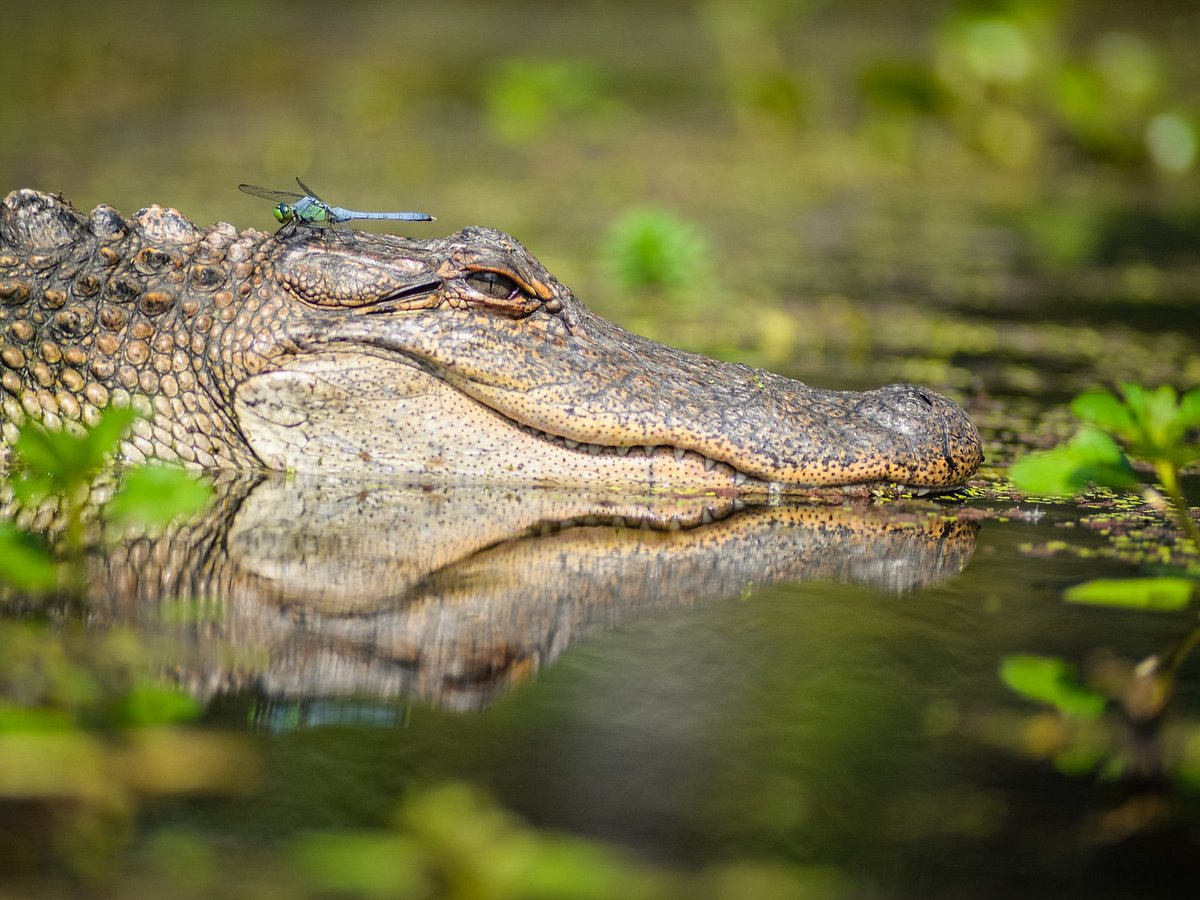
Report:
0,413,233,881
604,209,711,296
1011,382,1200,547
1000,384,1200,796
0,407,212,593
999,654,1106,719
8,405,141,508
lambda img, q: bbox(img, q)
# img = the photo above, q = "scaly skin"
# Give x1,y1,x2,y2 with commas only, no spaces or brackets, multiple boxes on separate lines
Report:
0,189,983,491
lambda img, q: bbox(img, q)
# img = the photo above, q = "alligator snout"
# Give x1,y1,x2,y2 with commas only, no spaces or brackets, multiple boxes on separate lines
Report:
850,384,984,488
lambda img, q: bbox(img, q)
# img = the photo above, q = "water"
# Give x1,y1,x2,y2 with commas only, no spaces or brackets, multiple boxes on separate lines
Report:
6,470,1197,897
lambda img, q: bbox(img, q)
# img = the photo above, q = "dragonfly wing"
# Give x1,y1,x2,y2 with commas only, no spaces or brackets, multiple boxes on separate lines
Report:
238,184,303,203
294,177,328,205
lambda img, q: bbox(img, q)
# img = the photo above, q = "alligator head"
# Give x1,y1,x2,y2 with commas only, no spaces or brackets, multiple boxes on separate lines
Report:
0,189,983,491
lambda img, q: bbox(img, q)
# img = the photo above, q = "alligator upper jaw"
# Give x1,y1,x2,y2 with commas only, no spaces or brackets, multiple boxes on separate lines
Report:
234,343,982,491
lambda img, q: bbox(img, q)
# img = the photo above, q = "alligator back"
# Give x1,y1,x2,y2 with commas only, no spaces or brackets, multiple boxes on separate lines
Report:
0,189,267,466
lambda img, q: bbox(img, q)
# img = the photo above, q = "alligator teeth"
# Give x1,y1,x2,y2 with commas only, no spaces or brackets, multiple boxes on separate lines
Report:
673,448,686,461
644,445,657,455
616,446,630,457
582,515,600,526
667,518,682,531
733,472,748,486
586,443,602,455
703,457,717,471
701,508,714,525
732,499,747,511
564,439,579,449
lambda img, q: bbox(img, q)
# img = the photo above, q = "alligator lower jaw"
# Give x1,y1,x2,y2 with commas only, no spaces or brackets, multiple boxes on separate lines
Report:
234,351,772,492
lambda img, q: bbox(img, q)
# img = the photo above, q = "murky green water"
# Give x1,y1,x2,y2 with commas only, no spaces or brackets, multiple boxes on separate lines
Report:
3,0,1200,897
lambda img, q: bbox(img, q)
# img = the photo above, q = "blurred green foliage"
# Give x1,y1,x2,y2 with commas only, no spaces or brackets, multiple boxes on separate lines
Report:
999,654,1107,718
104,463,214,528
0,523,57,591
0,405,213,593
0,619,253,882
604,209,711,297
483,59,618,146
125,781,850,900
1003,383,1200,801
293,782,665,900
8,406,140,507
1063,576,1195,611
0,408,237,883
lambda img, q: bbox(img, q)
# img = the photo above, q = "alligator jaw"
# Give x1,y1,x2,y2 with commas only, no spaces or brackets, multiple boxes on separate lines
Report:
234,351,765,491
235,338,981,491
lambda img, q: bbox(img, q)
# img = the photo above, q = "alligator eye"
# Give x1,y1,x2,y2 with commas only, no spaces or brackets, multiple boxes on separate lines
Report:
466,269,522,300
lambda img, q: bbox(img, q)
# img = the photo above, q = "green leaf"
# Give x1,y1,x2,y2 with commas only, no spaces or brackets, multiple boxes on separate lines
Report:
1009,447,1088,495
79,405,140,469
290,833,426,898
1072,389,1135,439
1135,384,1181,450
0,522,57,591
12,425,74,477
9,472,57,506
1178,387,1200,430
1064,577,1195,611
106,465,213,527
10,406,141,496
1009,427,1137,495
999,654,1107,718
117,682,203,726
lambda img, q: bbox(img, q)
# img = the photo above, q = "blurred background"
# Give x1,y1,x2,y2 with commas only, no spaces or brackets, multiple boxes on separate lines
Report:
4,0,1198,408
4,2,1200,897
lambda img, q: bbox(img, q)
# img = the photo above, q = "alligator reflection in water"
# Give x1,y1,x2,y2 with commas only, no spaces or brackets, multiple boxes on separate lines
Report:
91,475,979,712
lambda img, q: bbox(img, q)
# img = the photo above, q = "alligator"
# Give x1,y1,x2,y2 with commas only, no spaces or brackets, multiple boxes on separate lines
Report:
0,189,983,491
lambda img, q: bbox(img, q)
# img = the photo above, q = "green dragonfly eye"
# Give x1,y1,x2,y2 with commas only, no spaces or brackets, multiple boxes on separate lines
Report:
273,204,292,224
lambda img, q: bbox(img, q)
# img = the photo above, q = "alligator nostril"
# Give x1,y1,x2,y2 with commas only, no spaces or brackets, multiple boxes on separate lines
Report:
915,388,934,407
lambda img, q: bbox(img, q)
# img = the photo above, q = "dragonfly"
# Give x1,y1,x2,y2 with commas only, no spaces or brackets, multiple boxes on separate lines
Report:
237,178,434,230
